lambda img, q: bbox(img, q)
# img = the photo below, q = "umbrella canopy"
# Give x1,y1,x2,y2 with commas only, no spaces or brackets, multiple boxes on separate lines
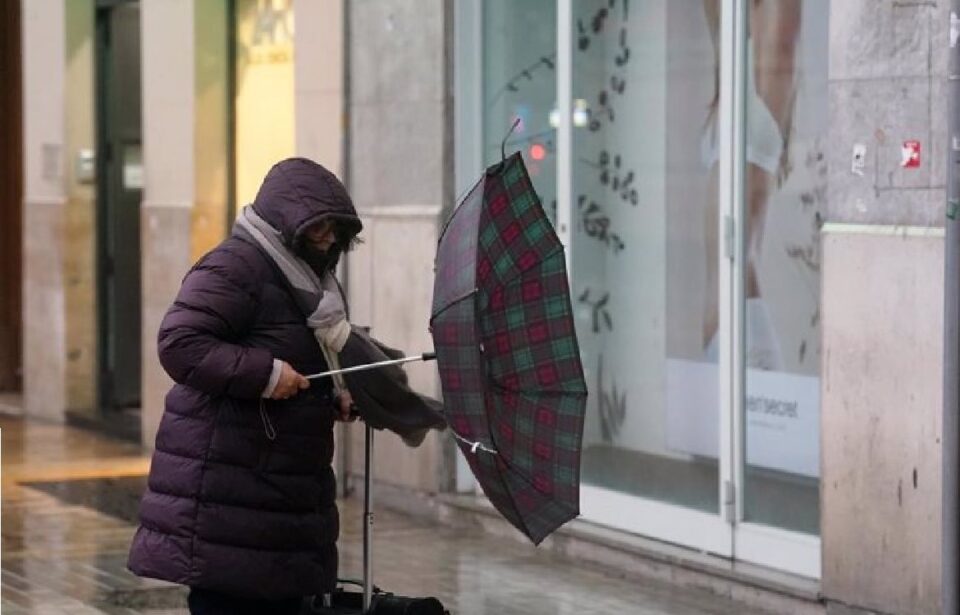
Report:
430,152,588,545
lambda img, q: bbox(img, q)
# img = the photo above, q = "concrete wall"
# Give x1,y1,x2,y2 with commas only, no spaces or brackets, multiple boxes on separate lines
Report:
826,1,947,227
821,227,943,615
21,0,67,422
346,0,456,493
346,206,448,491
294,0,344,173
821,2,947,613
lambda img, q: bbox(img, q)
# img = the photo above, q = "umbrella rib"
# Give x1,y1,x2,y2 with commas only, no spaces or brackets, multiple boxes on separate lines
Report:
437,176,484,245
450,428,498,455
429,288,479,324
487,380,588,398
488,434,580,542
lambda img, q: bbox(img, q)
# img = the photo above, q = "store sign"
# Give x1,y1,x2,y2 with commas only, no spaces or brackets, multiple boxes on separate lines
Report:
249,0,293,64
666,359,820,478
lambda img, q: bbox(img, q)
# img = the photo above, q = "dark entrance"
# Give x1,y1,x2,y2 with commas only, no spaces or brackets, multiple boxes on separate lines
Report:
95,0,142,438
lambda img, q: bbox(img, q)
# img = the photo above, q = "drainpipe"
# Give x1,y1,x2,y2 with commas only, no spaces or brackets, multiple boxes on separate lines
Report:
944,5,960,613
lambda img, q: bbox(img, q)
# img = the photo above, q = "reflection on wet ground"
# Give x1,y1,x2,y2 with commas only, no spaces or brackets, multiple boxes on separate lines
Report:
21,476,147,524
1,411,773,614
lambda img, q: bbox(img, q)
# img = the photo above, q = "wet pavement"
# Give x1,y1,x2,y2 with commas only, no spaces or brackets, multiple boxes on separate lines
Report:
1,411,777,614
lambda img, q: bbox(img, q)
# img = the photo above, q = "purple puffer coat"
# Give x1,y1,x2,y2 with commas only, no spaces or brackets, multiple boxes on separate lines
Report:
128,158,362,599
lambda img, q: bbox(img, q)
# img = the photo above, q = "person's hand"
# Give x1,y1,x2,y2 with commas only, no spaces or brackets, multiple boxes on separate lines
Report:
270,361,310,400
335,389,357,422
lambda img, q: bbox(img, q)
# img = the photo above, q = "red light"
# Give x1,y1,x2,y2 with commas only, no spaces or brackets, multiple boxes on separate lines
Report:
530,143,546,161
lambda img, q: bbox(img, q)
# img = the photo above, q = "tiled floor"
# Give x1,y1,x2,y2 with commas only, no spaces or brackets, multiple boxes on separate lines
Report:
1,411,775,614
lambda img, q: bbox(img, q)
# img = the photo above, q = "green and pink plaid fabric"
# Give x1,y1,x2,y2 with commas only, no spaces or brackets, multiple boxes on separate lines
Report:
431,153,587,545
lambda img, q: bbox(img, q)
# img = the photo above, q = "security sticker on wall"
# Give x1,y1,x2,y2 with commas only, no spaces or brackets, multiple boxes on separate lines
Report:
901,140,921,169
851,144,866,176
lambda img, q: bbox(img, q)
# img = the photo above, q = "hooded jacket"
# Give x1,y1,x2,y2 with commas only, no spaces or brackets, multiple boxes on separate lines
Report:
128,158,362,599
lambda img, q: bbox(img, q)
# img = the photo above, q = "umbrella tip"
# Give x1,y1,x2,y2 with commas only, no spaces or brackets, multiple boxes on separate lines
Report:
500,118,522,163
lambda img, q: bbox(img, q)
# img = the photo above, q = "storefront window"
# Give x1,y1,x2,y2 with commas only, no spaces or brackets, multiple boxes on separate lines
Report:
742,0,827,535
470,0,826,555
572,0,720,514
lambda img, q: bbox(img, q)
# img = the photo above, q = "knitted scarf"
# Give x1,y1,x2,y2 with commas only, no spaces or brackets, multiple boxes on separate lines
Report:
234,205,351,392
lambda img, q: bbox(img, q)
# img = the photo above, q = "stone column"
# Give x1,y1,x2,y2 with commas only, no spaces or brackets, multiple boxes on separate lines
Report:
21,0,67,422
821,3,947,613
294,0,344,172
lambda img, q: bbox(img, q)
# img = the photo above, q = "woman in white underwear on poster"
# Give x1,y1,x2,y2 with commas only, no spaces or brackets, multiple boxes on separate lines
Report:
701,0,801,371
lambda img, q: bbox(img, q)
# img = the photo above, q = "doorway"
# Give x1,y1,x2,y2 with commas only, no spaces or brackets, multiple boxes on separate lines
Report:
95,0,142,438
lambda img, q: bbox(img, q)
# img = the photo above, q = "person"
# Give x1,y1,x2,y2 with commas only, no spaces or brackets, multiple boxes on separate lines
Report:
127,158,362,614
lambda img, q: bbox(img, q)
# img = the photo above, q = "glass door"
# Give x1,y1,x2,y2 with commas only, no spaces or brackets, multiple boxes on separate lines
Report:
733,0,826,579
458,0,736,556
562,0,732,556
96,0,143,439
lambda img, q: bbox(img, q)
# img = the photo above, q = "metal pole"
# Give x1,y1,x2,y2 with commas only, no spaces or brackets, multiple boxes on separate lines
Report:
945,5,960,613
305,352,437,381
363,424,374,612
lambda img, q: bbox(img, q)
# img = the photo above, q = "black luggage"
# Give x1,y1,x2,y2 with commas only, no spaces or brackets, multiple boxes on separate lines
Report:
301,422,448,615
303,579,446,614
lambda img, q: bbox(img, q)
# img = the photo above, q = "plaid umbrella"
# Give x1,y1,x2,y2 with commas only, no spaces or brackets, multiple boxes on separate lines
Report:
430,152,588,545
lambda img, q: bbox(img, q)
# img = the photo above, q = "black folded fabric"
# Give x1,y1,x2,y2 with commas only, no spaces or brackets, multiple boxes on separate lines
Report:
340,327,446,447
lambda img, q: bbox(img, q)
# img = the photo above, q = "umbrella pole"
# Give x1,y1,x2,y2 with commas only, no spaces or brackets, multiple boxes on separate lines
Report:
305,352,437,381
363,422,374,612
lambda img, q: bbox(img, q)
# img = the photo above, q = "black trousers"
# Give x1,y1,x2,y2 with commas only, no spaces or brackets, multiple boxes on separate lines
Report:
187,587,303,615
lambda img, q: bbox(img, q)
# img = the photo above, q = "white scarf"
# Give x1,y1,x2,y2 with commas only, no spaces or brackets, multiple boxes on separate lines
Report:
235,205,351,392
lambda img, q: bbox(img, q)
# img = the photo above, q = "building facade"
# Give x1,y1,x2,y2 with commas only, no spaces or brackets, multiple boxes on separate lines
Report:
7,1,949,613
464,2,946,612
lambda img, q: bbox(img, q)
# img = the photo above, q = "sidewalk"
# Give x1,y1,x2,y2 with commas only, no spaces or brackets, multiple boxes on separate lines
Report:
1,412,776,614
